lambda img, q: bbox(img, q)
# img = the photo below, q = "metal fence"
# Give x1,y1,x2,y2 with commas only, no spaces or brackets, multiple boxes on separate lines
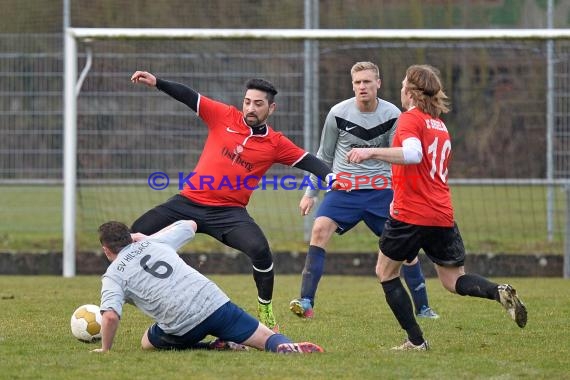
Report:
2,31,570,261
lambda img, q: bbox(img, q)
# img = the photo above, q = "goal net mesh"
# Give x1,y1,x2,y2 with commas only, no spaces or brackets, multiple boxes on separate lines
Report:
70,36,569,253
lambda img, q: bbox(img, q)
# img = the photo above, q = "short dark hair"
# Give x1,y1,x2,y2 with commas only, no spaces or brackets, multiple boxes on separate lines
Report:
245,78,278,104
98,221,132,254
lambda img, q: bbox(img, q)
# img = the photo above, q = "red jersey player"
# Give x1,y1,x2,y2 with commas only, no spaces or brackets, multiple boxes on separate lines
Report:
346,64,527,351
130,71,338,331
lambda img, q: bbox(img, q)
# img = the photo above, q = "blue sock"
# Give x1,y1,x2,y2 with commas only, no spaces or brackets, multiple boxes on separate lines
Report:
401,260,429,314
300,245,326,305
265,334,292,352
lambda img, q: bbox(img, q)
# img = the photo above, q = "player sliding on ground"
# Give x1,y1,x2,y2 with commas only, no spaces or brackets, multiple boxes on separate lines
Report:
92,220,323,354
346,64,527,351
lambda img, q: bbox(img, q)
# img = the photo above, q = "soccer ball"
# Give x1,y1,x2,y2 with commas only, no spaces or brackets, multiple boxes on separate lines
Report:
70,304,102,342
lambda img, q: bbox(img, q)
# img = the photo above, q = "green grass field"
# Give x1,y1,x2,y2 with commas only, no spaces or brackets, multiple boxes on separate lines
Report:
0,275,568,379
1,184,567,254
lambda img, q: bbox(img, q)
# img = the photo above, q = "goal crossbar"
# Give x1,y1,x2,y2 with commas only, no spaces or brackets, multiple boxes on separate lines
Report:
63,27,570,278
68,27,570,41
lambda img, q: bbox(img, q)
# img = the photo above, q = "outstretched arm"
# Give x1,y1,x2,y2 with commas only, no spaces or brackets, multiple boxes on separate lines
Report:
294,154,348,191
294,153,332,183
347,136,423,165
150,220,197,239
132,219,197,239
131,70,157,87
131,71,199,112
346,147,406,165
148,220,198,251
293,153,331,181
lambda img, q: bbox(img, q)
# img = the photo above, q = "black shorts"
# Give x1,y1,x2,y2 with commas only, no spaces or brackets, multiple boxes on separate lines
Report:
136,194,257,241
132,194,273,267
380,217,466,267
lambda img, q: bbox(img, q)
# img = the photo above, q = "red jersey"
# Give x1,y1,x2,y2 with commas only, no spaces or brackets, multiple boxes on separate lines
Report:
180,95,306,207
390,107,454,227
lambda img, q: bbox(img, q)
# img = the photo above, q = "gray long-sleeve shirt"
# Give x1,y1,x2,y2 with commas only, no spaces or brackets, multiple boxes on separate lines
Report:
305,97,401,197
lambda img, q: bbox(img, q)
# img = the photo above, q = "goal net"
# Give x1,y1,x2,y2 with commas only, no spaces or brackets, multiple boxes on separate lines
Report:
63,28,570,275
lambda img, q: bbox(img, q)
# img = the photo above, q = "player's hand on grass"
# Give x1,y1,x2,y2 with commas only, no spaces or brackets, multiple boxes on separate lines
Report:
131,71,157,87
299,195,317,216
130,232,148,242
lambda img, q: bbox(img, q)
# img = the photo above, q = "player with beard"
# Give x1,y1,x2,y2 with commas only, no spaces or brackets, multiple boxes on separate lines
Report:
129,71,342,331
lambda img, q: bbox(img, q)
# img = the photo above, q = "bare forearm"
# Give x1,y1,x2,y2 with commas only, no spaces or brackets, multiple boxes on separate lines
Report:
369,147,406,164
101,321,119,351
98,311,120,352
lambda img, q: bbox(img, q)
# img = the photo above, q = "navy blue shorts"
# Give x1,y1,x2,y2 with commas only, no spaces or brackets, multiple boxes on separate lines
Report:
315,189,393,236
380,217,466,267
147,301,259,350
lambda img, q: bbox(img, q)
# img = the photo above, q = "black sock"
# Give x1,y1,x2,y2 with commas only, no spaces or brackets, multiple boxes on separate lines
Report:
253,266,274,303
381,277,424,345
455,273,499,301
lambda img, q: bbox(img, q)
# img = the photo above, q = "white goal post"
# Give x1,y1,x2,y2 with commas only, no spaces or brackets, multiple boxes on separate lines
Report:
63,27,570,278
68,27,570,40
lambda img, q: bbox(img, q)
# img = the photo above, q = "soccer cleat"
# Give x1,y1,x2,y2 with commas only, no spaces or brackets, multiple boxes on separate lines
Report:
498,284,527,328
258,301,278,330
209,339,249,351
417,305,440,319
391,339,429,351
276,342,324,354
289,298,314,319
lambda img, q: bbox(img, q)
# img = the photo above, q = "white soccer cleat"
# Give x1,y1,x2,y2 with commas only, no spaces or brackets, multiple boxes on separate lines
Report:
391,339,429,351
498,284,527,328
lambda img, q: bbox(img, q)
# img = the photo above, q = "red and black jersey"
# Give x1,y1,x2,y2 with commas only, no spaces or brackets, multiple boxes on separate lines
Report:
390,107,454,227
181,95,307,207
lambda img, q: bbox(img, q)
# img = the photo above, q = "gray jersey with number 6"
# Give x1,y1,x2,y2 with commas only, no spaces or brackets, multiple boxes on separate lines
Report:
99,221,230,335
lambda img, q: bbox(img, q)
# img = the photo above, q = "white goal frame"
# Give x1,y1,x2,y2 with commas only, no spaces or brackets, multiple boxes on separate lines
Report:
64,27,570,278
